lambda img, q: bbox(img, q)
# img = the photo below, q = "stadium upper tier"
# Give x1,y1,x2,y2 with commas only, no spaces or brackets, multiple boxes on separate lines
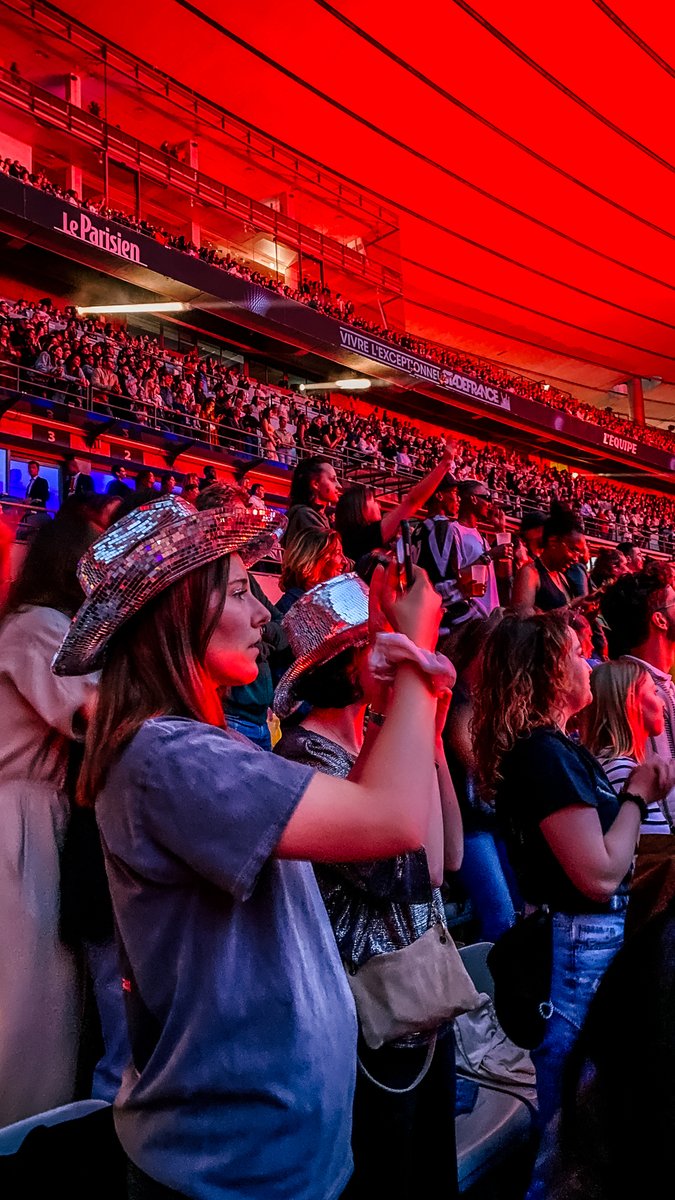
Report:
2,155,672,460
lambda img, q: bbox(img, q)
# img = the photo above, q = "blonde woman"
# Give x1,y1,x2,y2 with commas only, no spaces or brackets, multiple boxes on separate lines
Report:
277,527,351,616
584,658,665,800
584,658,670,936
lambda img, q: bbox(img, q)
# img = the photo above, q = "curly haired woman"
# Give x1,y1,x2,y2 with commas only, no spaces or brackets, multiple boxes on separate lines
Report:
472,612,675,1193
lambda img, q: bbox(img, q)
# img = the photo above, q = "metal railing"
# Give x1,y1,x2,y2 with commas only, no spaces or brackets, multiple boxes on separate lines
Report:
0,359,672,552
0,497,53,544
0,358,420,485
0,65,402,295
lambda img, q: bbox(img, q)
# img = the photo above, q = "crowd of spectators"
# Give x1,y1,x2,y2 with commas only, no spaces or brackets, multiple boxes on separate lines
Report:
3,154,674,458
2,293,675,551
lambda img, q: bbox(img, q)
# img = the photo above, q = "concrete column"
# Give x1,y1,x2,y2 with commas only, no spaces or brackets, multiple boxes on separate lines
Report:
65,73,81,106
627,377,645,425
66,164,83,196
64,75,83,195
188,144,200,246
170,140,201,246
187,200,201,249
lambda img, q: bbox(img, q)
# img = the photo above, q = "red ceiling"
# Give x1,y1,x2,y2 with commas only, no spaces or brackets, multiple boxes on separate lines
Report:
12,1,675,416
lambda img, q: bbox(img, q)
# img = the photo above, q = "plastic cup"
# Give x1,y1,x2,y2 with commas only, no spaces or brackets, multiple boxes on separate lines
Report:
466,562,488,596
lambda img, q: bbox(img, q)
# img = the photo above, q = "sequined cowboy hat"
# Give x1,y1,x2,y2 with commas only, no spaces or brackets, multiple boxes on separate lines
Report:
52,494,286,676
273,572,370,719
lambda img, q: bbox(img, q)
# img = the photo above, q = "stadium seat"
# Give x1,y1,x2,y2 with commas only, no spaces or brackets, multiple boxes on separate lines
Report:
457,1086,532,1193
0,1100,126,1198
456,943,536,1195
0,1098,110,1155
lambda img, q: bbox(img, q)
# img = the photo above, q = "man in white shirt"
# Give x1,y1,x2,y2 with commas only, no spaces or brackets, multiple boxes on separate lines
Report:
247,484,266,512
418,479,501,630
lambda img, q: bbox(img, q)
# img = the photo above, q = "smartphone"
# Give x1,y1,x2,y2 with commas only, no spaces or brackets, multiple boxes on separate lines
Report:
396,520,415,591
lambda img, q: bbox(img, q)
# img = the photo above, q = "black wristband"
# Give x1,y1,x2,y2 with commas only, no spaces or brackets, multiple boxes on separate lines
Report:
620,791,650,823
368,710,385,728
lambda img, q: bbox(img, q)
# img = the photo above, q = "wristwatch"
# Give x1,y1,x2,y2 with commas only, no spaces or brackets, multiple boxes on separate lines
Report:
367,710,385,727
620,791,650,823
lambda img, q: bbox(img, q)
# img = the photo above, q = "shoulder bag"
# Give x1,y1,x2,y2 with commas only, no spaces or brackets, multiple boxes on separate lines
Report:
487,907,553,1050
345,919,480,1052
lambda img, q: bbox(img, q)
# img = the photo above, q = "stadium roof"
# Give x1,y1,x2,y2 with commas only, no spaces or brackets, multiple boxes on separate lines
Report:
12,0,675,424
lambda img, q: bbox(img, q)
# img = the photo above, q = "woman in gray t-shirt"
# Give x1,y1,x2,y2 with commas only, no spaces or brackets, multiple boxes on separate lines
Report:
52,495,444,1200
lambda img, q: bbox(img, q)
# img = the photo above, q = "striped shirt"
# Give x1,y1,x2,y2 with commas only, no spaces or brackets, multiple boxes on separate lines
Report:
620,656,675,835
596,754,659,836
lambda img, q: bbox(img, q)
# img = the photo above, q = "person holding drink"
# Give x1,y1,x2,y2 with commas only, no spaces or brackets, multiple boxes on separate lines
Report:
424,479,508,631
491,505,515,605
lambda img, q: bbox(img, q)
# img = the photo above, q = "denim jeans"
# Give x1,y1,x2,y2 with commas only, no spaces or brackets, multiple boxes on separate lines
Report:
458,829,522,942
225,714,272,751
526,906,626,1199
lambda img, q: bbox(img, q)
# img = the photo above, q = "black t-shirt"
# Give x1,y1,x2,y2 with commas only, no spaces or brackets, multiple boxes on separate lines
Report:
340,518,384,565
495,727,628,914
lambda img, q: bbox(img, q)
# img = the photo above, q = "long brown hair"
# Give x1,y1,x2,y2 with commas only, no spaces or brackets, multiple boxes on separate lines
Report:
78,556,229,807
472,611,571,800
335,484,374,536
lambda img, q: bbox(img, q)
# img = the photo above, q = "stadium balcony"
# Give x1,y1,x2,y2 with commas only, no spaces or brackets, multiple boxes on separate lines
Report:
1,161,674,492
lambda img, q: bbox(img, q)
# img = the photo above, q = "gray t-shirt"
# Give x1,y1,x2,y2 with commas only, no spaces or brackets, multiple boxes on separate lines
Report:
97,717,357,1200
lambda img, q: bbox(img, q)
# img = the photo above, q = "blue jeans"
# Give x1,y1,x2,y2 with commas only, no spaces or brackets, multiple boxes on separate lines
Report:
458,829,522,942
526,906,626,1199
226,714,272,751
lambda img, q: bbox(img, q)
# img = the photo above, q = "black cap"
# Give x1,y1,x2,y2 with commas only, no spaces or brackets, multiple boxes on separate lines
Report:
458,478,491,500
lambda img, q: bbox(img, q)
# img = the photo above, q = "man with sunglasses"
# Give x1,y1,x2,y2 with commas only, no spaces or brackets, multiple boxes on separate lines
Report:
423,478,502,631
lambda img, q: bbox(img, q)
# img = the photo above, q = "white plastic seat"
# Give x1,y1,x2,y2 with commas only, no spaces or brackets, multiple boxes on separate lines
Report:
457,1086,532,1191
456,942,535,1194
0,1099,110,1156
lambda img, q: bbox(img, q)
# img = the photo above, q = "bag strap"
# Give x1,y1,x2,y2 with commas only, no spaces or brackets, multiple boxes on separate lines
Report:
356,1032,437,1094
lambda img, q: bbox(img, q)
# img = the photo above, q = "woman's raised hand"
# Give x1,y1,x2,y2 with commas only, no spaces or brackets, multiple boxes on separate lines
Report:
377,561,441,652
368,560,393,641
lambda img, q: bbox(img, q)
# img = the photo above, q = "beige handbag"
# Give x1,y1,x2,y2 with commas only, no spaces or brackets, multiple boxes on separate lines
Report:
345,921,481,1051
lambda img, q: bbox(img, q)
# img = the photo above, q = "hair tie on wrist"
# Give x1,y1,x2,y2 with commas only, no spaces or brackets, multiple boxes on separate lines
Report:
620,790,650,824
367,709,385,727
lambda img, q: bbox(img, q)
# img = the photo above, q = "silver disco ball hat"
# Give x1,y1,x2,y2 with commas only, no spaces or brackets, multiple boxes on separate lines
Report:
52,493,286,676
273,572,369,719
